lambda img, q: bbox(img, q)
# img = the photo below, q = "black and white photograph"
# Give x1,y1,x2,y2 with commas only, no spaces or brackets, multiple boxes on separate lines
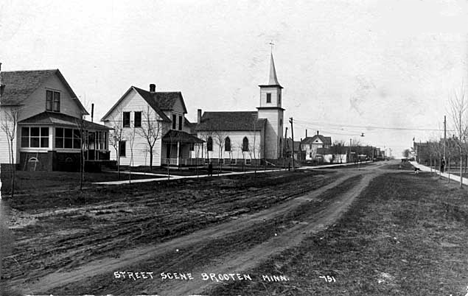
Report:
1,0,468,295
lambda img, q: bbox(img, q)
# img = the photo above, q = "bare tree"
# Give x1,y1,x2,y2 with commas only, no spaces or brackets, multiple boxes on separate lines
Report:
449,84,468,187
1,107,20,198
108,111,124,179
74,116,87,191
332,140,347,163
127,126,136,183
135,106,163,170
213,129,227,174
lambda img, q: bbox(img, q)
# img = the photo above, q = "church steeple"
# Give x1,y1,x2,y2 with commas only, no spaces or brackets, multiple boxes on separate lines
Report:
257,51,284,160
268,53,281,86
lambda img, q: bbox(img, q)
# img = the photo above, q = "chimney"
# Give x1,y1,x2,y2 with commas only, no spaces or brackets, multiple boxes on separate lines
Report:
305,129,307,138
91,103,94,122
149,84,156,93
197,109,202,124
317,130,319,135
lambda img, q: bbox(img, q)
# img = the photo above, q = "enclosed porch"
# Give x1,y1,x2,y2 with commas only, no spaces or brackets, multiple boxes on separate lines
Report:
161,130,204,166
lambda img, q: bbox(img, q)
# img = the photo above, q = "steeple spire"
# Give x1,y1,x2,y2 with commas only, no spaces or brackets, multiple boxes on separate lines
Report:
268,53,280,86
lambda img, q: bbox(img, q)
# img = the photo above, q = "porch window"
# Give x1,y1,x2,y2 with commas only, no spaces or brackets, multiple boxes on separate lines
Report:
190,143,194,151
55,128,82,149
207,137,213,151
119,141,126,157
134,112,142,128
21,127,49,148
242,137,249,151
225,137,231,152
123,112,130,127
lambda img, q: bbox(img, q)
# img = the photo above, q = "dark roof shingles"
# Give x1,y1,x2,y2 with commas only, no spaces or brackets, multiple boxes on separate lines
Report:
196,111,266,132
0,70,57,105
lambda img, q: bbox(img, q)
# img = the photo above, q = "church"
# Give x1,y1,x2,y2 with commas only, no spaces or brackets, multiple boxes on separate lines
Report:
192,53,285,164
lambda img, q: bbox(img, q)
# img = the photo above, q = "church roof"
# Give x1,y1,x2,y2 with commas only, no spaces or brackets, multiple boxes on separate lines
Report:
269,53,280,85
196,111,266,132
259,53,282,88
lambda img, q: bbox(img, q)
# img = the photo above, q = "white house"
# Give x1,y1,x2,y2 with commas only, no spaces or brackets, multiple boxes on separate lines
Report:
101,84,203,167
300,131,332,161
192,53,285,164
0,68,110,171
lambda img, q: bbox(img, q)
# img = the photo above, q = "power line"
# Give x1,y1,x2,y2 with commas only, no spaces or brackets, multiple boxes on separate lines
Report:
293,118,451,132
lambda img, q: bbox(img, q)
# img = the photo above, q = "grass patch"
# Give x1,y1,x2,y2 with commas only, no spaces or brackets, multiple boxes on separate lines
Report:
211,173,468,296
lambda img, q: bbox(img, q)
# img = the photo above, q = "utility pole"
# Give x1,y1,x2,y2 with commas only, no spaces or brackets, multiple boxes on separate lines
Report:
289,117,295,171
284,127,288,170
444,115,446,161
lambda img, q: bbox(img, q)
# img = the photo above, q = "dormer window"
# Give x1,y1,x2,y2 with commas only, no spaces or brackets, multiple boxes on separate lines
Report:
266,93,272,103
46,90,60,112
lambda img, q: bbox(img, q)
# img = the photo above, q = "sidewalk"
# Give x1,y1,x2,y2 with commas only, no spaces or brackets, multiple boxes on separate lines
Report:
410,161,468,186
93,168,287,185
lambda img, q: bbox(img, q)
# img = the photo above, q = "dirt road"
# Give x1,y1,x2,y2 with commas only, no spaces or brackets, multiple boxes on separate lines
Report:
8,161,398,295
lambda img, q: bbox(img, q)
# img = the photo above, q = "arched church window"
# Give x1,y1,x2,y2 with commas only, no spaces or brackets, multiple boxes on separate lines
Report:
242,137,249,152
207,137,213,151
225,137,231,152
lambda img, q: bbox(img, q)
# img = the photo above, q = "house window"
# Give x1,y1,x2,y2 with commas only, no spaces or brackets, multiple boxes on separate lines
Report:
119,141,126,157
21,127,49,148
280,119,283,126
123,112,130,127
46,90,60,112
207,137,213,151
178,115,183,130
172,114,177,129
134,112,142,128
53,92,60,112
55,128,82,149
266,93,272,103
242,137,249,151
225,137,231,152
278,93,281,105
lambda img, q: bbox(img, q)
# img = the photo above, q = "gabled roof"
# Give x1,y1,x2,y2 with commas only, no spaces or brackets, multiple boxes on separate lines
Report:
301,135,332,146
0,69,88,114
101,86,187,123
195,111,266,132
19,112,110,130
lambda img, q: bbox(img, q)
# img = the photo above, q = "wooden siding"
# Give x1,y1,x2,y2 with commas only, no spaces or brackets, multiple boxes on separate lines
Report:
104,89,167,167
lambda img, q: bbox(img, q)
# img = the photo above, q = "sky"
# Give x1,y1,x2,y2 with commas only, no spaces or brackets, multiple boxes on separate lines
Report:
1,0,467,157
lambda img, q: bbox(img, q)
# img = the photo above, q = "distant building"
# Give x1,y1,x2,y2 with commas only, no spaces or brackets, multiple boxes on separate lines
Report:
300,131,332,161
0,68,110,171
